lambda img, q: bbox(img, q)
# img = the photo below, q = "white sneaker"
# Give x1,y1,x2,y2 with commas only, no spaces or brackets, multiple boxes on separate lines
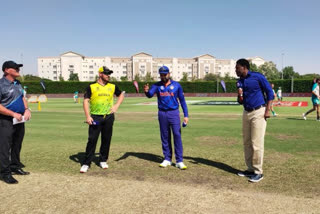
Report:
159,160,172,168
100,162,109,169
80,165,89,173
302,113,306,120
176,162,187,170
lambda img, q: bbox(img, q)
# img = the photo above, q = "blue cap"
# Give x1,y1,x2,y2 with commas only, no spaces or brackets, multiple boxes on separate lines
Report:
159,66,169,74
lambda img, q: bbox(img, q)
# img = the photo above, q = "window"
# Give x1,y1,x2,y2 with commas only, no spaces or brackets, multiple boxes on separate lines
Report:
53,65,57,68
123,71,127,75
53,71,57,74
69,65,74,68
89,71,94,74
89,65,93,69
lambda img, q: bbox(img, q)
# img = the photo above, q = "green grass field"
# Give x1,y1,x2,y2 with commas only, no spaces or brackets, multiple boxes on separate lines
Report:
23,96,320,198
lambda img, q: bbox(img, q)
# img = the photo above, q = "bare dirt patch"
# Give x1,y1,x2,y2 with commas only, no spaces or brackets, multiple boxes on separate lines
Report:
0,173,319,214
268,133,302,141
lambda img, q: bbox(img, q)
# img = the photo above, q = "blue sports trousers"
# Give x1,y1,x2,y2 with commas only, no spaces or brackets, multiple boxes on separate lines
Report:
158,109,183,163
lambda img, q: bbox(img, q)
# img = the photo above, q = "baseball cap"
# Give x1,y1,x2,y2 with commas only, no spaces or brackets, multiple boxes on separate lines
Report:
98,66,113,75
159,66,169,74
2,61,23,71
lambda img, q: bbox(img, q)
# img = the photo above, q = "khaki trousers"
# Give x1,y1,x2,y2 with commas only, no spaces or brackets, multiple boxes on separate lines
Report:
242,107,266,174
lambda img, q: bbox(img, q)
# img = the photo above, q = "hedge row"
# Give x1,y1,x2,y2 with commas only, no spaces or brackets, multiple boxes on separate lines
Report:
22,79,315,94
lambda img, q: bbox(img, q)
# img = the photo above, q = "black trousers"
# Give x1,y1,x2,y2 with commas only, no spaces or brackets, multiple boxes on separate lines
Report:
83,114,115,166
0,116,25,175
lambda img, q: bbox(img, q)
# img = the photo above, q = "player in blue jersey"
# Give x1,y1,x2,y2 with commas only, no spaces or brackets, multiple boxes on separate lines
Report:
144,66,189,169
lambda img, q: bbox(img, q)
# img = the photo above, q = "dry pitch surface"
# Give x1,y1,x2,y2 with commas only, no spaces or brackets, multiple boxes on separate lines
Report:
1,172,319,214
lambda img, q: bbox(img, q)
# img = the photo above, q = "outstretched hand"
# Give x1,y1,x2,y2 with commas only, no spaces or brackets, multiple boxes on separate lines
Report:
144,83,149,93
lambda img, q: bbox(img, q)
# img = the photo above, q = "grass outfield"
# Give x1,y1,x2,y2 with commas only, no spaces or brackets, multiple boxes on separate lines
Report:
21,97,320,198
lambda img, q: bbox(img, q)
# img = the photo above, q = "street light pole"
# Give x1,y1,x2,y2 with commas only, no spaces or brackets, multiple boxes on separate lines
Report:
281,53,284,79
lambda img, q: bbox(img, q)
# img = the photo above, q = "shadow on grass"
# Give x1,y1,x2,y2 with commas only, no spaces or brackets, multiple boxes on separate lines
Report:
184,156,240,175
115,152,163,163
69,152,101,167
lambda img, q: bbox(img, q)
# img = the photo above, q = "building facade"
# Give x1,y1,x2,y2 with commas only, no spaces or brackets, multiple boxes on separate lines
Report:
38,51,264,81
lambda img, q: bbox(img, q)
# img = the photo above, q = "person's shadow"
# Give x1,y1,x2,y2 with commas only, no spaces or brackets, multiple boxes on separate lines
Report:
115,152,240,175
184,156,240,175
69,152,101,167
115,152,163,163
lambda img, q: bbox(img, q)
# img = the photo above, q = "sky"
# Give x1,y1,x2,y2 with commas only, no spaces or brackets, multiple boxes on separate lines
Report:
0,0,319,76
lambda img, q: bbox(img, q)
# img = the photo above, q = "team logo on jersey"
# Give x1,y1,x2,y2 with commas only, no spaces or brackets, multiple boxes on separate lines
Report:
160,86,164,90
236,82,241,87
170,86,174,90
96,87,100,91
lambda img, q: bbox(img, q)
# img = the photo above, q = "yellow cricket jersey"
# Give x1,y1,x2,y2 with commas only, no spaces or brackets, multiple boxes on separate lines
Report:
84,82,122,115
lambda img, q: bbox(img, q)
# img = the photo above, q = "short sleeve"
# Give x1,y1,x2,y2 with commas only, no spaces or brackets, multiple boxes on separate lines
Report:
84,85,92,99
236,80,243,88
114,85,122,97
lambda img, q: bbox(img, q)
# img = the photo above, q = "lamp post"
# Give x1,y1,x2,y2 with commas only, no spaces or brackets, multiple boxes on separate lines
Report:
281,53,284,79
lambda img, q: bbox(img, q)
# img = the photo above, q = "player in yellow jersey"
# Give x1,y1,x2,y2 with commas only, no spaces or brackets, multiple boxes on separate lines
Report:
80,66,125,173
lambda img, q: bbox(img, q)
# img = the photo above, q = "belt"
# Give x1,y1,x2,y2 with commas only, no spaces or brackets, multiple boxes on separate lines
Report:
245,104,265,112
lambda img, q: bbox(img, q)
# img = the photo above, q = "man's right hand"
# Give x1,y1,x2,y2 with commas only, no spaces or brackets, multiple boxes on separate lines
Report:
13,113,23,121
86,116,94,125
144,83,149,93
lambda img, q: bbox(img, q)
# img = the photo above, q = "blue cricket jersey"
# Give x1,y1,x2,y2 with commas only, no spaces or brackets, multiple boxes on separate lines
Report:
145,80,189,117
236,71,274,110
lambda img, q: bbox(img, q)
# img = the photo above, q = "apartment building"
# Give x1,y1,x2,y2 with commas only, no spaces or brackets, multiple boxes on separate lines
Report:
38,51,263,81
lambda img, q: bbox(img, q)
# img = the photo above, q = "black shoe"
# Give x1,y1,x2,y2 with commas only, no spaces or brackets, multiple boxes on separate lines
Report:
11,168,30,175
1,174,18,184
237,170,255,177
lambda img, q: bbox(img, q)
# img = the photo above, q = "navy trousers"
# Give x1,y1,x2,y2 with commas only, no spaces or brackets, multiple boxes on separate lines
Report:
0,116,25,176
158,109,183,163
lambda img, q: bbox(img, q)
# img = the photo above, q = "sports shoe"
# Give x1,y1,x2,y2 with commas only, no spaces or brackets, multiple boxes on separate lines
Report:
249,174,264,183
302,113,306,120
159,160,172,168
273,113,278,117
237,170,255,177
100,162,109,169
176,162,187,170
80,165,89,173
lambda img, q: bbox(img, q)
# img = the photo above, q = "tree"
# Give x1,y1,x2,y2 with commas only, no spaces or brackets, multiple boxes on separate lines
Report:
59,75,64,81
249,62,259,72
17,75,52,82
258,61,280,80
134,74,141,82
144,72,154,82
300,73,320,79
68,73,79,81
203,73,218,81
110,77,118,82
282,66,299,79
120,76,128,81
180,73,188,81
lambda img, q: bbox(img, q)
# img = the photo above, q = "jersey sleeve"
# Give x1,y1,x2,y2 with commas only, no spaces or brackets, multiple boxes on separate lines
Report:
236,80,243,89
114,85,122,97
145,84,157,98
177,84,188,117
84,85,92,99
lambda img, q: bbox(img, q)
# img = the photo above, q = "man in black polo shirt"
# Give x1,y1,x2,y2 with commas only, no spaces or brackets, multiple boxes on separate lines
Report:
0,61,31,184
